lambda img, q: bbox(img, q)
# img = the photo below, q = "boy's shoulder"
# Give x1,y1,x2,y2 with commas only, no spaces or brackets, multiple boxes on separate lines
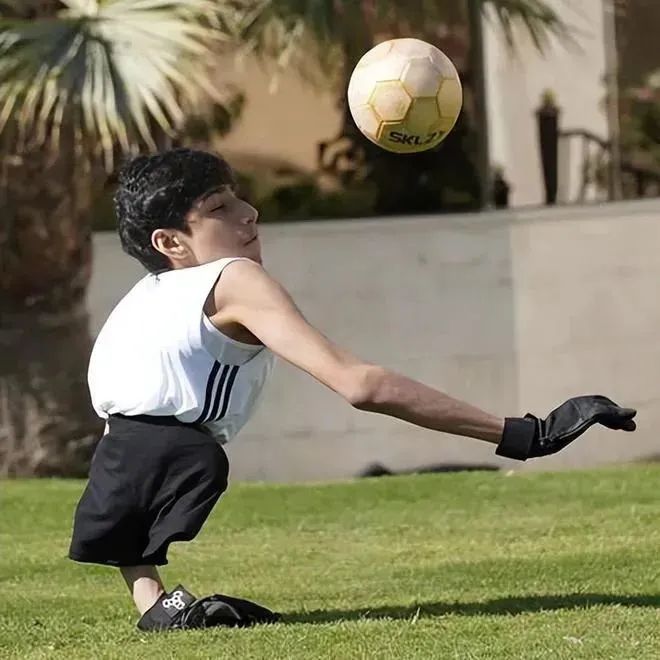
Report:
110,258,247,316
108,258,259,323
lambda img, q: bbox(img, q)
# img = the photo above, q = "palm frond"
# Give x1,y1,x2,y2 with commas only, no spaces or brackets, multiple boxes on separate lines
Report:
240,0,573,85
0,0,239,170
482,0,572,52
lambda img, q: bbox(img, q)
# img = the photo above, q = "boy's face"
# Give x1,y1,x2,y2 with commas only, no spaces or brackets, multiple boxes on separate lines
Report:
152,186,261,267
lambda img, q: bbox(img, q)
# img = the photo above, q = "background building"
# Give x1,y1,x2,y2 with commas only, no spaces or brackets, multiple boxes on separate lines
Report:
216,1,614,209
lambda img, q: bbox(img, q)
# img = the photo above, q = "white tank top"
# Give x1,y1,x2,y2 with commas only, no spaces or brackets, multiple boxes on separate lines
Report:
88,257,275,443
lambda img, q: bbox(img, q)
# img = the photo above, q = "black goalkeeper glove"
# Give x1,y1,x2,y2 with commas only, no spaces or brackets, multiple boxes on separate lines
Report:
496,395,637,461
177,592,280,629
137,585,280,632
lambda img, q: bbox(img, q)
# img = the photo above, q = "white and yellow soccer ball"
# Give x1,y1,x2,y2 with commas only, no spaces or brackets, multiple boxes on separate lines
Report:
347,38,463,154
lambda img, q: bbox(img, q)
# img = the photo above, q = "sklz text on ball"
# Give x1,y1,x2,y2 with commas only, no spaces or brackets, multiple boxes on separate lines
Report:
387,131,444,146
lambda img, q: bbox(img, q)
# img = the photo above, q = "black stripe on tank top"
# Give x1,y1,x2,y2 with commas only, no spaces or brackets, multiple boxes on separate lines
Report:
206,364,231,423
215,365,240,421
193,361,221,424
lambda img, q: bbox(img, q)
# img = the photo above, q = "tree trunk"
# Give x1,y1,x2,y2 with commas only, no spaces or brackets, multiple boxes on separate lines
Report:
0,144,105,477
0,307,101,477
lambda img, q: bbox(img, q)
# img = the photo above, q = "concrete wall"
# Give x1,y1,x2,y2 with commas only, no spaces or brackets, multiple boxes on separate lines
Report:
89,199,660,482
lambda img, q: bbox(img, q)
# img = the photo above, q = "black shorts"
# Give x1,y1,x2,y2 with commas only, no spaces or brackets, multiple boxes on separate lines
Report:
68,414,229,567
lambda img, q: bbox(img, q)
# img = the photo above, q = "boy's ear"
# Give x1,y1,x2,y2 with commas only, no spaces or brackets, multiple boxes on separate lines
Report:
151,229,189,264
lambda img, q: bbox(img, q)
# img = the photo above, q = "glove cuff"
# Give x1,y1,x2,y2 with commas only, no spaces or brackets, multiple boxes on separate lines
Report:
137,584,196,631
496,417,538,461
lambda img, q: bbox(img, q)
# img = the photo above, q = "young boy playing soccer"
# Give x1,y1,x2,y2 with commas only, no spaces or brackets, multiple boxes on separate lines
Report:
69,148,637,632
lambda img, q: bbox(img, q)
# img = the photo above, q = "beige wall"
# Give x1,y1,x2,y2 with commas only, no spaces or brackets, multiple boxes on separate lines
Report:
215,56,341,172
90,199,660,482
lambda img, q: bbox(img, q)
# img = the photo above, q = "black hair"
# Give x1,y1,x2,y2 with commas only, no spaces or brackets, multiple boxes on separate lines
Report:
114,148,236,272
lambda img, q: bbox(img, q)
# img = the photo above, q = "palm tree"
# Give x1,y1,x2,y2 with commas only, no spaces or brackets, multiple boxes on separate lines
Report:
242,0,567,73
0,0,242,476
239,0,569,212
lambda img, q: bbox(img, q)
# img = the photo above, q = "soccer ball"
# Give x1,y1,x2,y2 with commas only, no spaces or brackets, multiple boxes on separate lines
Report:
347,38,463,154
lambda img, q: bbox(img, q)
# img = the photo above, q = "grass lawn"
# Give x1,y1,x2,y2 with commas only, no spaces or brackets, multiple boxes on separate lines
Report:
1,464,659,659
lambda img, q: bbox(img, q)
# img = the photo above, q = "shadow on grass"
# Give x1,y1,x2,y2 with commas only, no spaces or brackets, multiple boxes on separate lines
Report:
357,462,500,478
284,593,660,625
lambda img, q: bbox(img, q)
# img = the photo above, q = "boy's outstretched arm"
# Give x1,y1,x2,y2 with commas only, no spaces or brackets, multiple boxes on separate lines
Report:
211,260,636,461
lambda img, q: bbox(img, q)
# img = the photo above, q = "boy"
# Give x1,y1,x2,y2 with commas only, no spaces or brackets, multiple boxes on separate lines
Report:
69,148,637,631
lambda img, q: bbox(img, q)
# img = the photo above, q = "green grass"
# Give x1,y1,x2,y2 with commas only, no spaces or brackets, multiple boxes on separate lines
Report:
1,465,660,659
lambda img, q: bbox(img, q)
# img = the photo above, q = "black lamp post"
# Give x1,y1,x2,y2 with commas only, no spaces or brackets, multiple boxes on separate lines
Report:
537,90,560,205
